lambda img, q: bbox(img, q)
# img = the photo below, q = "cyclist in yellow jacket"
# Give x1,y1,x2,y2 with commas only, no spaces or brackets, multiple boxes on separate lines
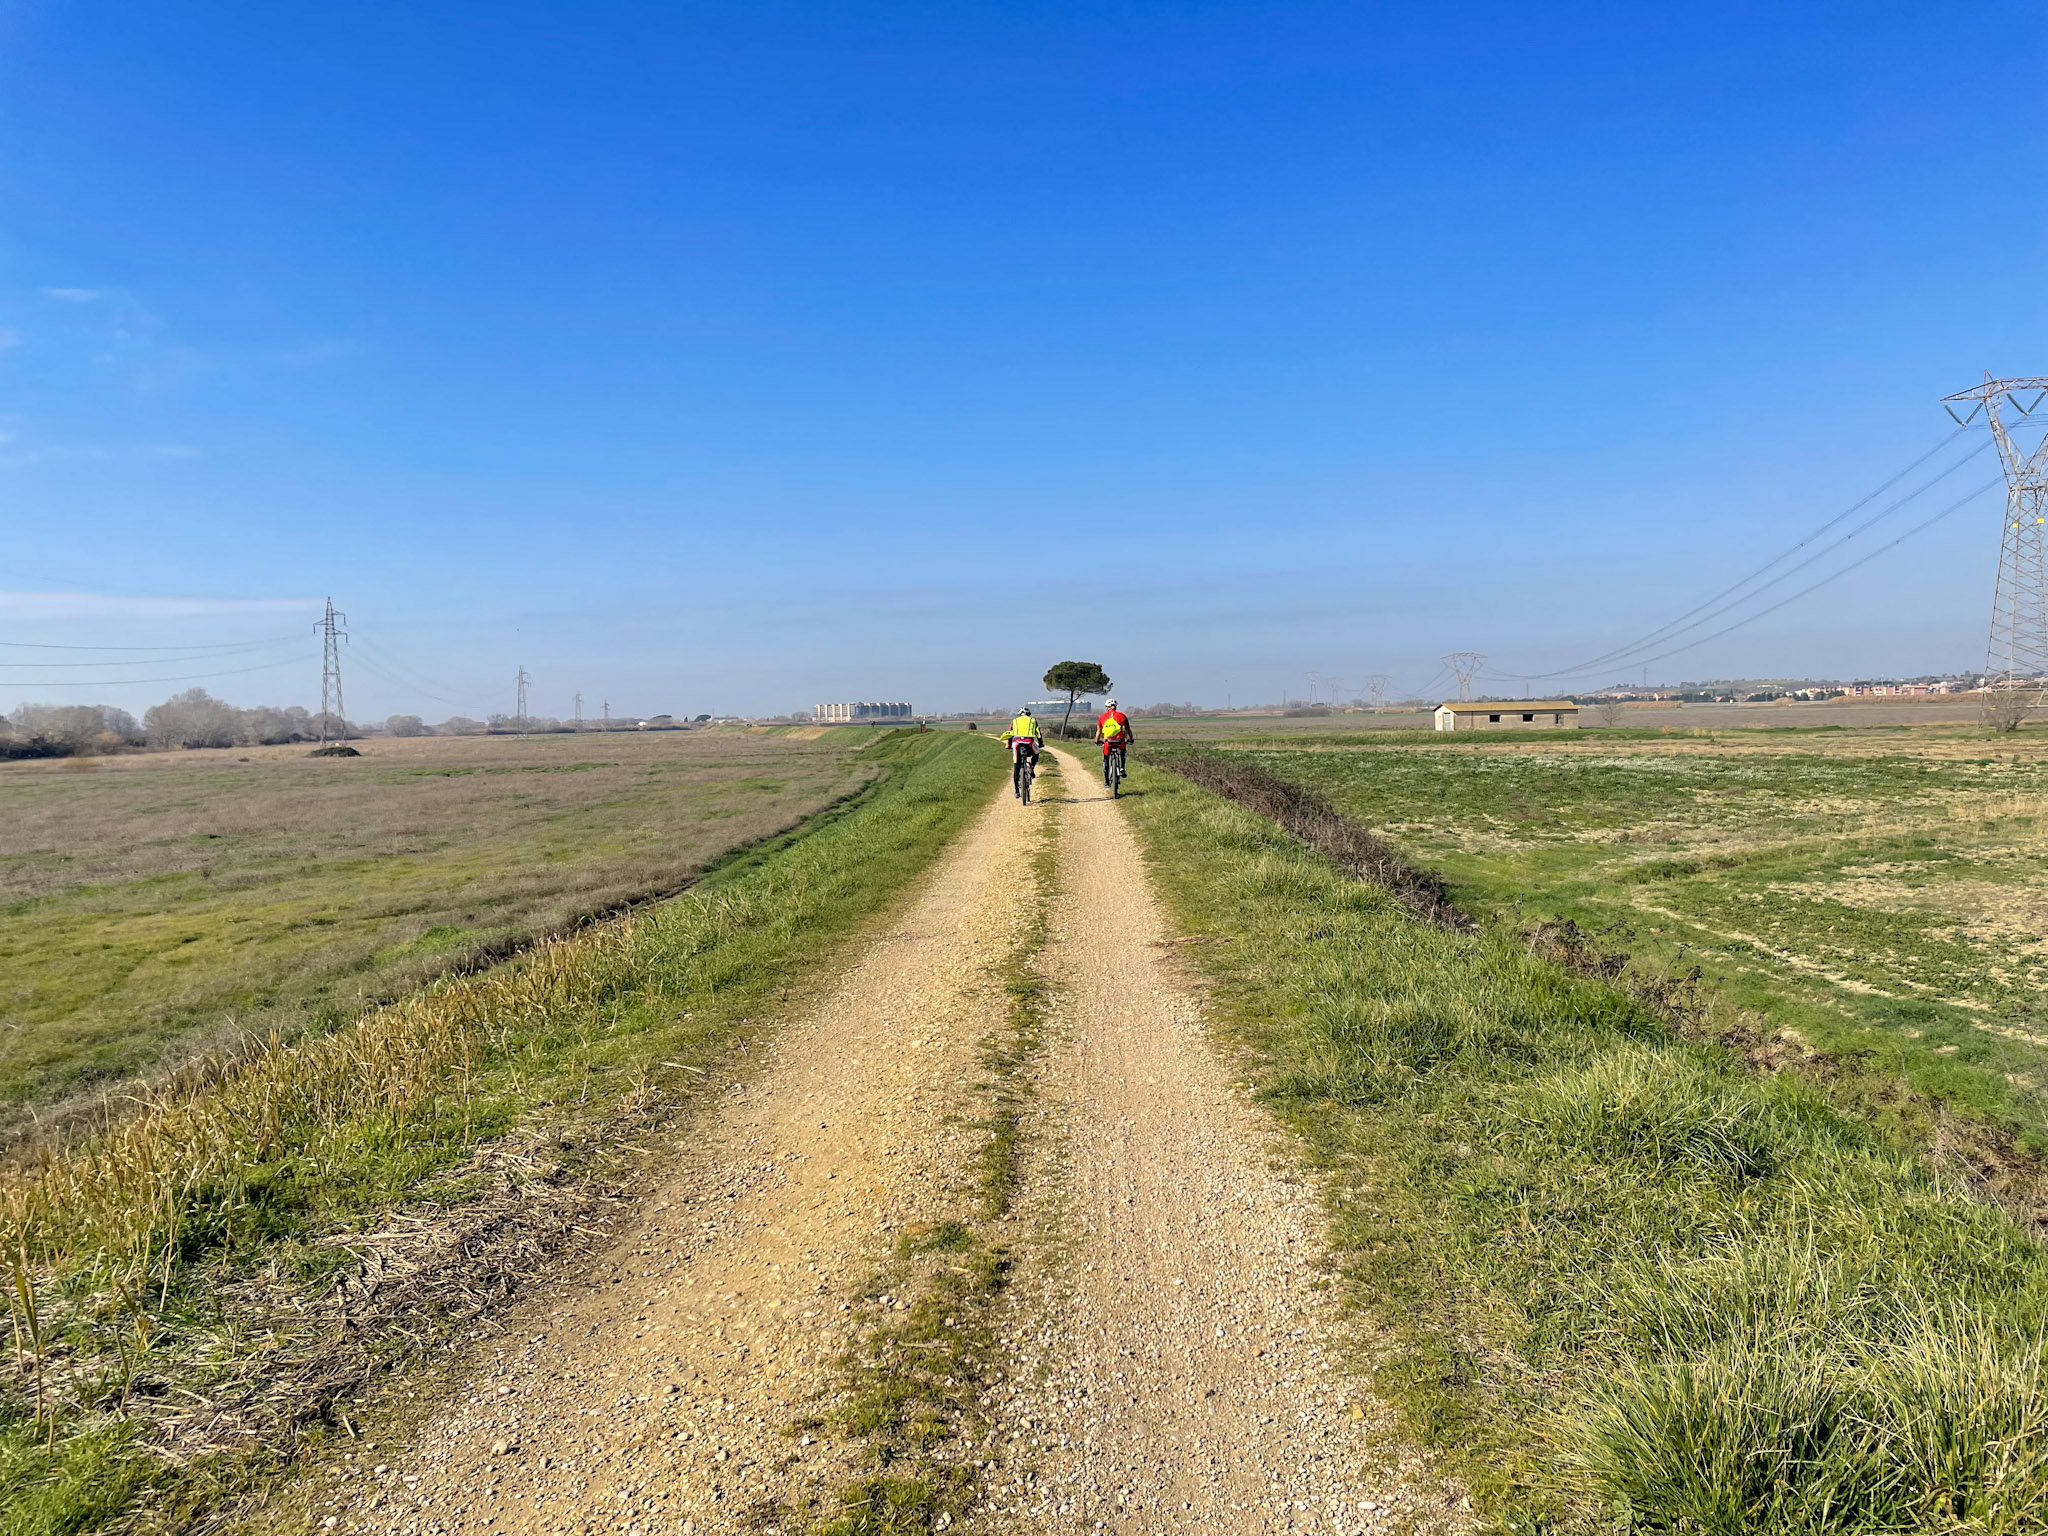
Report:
1000,707,1043,800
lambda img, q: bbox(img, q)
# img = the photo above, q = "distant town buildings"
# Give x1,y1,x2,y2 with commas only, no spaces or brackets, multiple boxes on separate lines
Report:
814,702,914,722
1435,701,1580,732
1578,675,1984,705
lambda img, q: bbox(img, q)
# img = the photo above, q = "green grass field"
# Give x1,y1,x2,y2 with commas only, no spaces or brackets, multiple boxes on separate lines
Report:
1173,724,2048,1151
1123,755,2048,1533
0,727,888,1130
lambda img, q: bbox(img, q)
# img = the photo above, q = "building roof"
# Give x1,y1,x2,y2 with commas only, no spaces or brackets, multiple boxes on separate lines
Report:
1435,700,1579,712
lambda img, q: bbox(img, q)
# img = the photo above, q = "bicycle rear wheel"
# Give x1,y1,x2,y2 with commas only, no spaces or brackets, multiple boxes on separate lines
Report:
1021,756,1034,804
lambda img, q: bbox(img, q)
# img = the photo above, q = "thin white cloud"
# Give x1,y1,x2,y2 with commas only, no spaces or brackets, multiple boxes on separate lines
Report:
42,287,101,302
0,592,322,620
0,439,201,466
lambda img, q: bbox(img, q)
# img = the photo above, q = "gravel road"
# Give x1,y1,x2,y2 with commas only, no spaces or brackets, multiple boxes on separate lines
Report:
330,784,1039,1535
971,750,1458,1535
323,749,1458,1535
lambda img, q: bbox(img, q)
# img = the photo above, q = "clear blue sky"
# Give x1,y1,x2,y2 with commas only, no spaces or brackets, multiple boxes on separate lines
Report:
3,1,2044,718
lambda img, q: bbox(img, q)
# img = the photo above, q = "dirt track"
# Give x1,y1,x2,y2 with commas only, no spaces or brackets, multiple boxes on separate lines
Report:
338,784,1039,1534
972,750,1449,1535
331,748,1453,1534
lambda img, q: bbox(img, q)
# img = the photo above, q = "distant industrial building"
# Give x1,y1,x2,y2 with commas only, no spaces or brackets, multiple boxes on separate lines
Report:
1435,700,1580,731
814,702,914,722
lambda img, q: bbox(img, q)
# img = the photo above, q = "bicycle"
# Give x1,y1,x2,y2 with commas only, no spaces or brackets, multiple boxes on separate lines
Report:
1104,742,1127,798
1013,745,1037,804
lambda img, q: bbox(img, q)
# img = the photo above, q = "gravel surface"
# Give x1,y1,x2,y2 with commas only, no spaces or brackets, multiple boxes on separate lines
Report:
327,785,1038,1535
971,749,1464,1535
317,751,1463,1535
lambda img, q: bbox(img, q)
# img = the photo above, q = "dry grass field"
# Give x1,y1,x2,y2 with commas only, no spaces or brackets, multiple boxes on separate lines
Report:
0,727,887,1130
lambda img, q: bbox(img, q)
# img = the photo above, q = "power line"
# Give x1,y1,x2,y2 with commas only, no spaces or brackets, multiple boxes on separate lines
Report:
0,642,304,669
1500,434,1993,682
0,632,305,651
348,636,476,708
1554,477,1999,678
0,655,314,688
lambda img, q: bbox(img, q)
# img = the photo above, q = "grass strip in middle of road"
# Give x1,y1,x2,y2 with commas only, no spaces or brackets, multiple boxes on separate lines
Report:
812,754,1061,1536
1124,755,2048,1534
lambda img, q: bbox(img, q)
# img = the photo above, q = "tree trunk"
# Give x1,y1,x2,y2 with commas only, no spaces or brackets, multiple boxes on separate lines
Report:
1062,692,1077,739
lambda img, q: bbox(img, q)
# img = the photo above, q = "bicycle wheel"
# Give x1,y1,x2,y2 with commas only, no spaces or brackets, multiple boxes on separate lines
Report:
1021,757,1034,804
1111,749,1123,797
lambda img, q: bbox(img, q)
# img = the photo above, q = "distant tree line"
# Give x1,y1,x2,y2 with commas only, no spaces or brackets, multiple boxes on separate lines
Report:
1,691,703,756
0,690,360,756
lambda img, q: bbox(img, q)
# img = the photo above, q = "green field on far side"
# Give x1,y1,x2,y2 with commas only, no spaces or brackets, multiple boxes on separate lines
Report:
1169,722,2048,1149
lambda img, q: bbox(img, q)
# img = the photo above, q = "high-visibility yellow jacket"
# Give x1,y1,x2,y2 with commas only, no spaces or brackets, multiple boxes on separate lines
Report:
1003,713,1043,745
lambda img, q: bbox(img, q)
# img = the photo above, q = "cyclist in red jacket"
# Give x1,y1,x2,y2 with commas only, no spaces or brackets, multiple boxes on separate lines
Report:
1093,698,1133,788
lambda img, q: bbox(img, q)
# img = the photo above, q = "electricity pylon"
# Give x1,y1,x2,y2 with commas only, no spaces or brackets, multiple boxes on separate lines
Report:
1368,674,1390,712
515,667,531,732
316,598,348,744
1945,376,2048,722
1444,652,1484,701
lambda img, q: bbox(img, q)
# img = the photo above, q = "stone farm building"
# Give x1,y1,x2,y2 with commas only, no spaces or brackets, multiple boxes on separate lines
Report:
1434,700,1580,732
814,702,914,722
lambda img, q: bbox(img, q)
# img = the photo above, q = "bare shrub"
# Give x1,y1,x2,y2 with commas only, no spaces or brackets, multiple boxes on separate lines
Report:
386,714,429,737
240,705,316,744
1985,688,2033,734
144,687,242,749
1597,698,1626,728
8,703,138,755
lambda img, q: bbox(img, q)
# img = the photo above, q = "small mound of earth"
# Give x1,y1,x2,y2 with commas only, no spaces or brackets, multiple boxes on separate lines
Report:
308,744,361,757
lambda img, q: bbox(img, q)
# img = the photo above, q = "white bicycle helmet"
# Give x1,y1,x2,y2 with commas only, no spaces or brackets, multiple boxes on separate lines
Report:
1104,698,1118,709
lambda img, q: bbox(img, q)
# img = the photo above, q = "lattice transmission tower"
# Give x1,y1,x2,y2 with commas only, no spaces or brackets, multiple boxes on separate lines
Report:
1945,376,2048,719
515,667,531,732
1368,673,1390,712
316,598,348,745
1443,652,1484,701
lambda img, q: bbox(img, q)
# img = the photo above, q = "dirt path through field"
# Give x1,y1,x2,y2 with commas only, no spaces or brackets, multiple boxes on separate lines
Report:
336,781,1039,1536
972,747,1451,1535
331,747,1453,1536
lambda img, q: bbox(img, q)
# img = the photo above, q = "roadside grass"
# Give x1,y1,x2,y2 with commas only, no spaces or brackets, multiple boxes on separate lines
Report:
815,756,1060,1536
0,730,1004,1536
0,730,884,1129
1121,757,2048,1533
1206,729,2048,1153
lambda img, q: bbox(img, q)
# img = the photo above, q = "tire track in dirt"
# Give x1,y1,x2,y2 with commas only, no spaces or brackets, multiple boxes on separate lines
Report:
333,775,1039,1536
974,748,1461,1535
